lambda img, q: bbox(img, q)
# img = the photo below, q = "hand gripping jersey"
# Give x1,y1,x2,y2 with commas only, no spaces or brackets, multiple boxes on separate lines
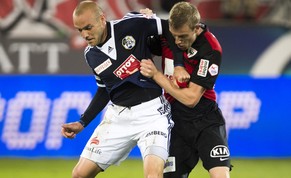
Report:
161,23,222,104
84,12,170,105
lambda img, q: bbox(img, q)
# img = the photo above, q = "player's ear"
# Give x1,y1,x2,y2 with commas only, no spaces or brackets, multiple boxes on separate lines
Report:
194,24,200,31
99,14,106,25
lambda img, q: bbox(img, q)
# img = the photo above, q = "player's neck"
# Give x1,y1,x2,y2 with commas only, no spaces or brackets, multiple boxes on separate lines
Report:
101,23,108,43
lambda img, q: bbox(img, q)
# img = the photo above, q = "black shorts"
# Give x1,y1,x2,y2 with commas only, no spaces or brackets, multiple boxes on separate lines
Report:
164,108,231,178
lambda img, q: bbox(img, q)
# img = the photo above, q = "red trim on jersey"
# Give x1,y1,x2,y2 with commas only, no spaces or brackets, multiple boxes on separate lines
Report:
203,31,222,53
203,89,216,101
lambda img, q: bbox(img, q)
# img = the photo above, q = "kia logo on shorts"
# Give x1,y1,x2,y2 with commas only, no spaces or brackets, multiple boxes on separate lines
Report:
210,145,230,157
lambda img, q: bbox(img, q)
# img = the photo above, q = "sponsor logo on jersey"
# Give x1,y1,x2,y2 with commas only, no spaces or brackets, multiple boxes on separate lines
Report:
210,145,230,161
197,59,209,77
94,58,112,74
108,46,114,53
122,36,135,50
164,157,176,173
85,147,102,155
113,54,140,79
219,157,229,161
145,131,167,138
208,64,219,76
90,137,100,145
187,47,198,58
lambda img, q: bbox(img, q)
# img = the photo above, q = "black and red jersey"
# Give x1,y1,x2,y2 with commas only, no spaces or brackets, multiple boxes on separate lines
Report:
160,23,221,102
149,23,222,119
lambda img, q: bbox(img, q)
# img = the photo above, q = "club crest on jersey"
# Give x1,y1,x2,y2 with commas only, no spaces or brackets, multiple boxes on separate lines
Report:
122,36,135,50
187,47,197,58
113,54,140,79
197,59,209,77
208,64,219,76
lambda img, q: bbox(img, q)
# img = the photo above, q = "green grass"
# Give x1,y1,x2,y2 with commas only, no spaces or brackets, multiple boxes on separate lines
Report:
0,158,290,178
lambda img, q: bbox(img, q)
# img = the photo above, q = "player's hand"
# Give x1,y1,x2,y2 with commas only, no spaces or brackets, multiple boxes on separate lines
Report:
61,122,84,139
140,59,158,78
140,8,153,18
174,66,190,83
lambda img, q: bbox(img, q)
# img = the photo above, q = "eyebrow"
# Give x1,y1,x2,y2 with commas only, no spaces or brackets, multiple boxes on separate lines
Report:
172,33,188,38
76,24,93,32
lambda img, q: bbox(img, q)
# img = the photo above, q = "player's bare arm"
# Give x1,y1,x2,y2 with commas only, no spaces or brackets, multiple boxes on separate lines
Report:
139,8,153,18
139,8,190,83
174,66,190,82
140,59,205,108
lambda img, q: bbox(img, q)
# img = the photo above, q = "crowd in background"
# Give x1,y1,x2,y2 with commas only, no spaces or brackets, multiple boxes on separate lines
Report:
146,0,290,28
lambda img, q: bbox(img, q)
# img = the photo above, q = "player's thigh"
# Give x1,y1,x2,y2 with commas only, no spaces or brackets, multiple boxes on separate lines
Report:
164,125,199,177
136,96,173,161
137,114,171,162
198,124,231,170
81,105,136,170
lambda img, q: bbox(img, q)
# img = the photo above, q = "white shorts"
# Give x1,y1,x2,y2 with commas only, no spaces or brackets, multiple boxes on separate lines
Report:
81,95,174,170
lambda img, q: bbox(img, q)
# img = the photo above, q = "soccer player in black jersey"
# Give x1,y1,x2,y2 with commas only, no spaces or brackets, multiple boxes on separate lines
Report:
141,2,231,178
60,1,183,178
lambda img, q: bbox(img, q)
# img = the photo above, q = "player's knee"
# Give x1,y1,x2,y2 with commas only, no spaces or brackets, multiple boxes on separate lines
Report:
144,155,165,178
72,167,92,178
145,172,163,178
164,172,189,178
144,163,164,178
209,166,230,178
72,168,83,178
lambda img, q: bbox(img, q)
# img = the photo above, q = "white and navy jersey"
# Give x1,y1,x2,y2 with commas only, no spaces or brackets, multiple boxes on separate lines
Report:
84,12,168,105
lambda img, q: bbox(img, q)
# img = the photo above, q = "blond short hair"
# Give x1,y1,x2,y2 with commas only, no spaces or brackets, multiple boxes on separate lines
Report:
169,2,201,30
73,0,103,18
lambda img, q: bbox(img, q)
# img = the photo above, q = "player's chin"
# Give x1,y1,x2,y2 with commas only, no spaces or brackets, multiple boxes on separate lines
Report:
88,40,97,46
178,46,187,51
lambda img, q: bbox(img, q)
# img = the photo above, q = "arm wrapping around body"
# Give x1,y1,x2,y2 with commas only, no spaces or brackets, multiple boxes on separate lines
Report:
161,20,184,66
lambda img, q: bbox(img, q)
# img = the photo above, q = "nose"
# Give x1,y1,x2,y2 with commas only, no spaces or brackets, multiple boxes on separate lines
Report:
175,37,182,45
81,31,89,39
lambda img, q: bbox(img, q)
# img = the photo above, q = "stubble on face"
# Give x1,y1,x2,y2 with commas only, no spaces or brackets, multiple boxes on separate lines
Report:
73,11,106,46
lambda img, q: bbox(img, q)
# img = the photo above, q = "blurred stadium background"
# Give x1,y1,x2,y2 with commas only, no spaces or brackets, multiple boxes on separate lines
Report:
0,0,291,177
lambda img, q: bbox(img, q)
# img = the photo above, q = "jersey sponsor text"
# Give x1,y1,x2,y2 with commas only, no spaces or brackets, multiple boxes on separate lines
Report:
113,54,140,79
197,59,209,77
94,58,112,74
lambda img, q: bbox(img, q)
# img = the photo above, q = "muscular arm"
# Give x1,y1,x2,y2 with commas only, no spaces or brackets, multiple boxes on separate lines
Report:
147,27,189,82
140,8,189,81
140,59,205,108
